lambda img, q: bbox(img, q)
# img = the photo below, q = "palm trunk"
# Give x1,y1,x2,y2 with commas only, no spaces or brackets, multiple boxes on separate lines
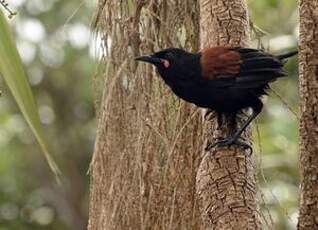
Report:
298,1,318,229
196,0,262,229
88,1,204,229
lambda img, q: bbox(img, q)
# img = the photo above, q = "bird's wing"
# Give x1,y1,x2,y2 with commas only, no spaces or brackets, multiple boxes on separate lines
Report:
201,47,287,89
201,46,242,80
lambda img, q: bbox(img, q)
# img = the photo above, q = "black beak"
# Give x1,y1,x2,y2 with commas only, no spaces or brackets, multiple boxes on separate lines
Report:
135,55,161,64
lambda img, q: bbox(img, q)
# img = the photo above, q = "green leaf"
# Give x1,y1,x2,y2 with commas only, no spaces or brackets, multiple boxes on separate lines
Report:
0,10,61,181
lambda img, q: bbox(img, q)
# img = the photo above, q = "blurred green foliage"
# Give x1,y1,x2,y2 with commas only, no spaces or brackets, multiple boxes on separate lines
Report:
0,0,95,229
0,0,298,229
249,0,298,229
0,9,61,181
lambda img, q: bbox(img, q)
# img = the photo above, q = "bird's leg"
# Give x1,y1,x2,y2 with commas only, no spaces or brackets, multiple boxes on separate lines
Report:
229,102,263,143
207,100,263,154
228,112,237,134
217,112,224,128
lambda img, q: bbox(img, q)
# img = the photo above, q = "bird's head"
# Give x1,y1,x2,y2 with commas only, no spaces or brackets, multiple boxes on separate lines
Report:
135,48,197,80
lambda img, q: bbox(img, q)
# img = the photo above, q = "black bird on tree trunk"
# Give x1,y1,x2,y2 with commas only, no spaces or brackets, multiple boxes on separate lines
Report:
136,46,297,150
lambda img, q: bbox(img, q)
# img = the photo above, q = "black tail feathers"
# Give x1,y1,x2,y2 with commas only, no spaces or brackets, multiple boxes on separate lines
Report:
276,50,298,60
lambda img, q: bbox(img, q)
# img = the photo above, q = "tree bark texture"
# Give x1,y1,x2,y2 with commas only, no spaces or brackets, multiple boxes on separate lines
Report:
298,1,318,229
196,0,262,229
88,1,204,230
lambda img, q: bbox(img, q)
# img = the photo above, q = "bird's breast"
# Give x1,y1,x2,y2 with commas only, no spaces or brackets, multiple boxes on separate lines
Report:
166,80,216,107
166,80,258,112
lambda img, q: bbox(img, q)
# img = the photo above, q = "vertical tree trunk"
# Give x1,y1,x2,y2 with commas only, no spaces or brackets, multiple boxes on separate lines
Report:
298,1,318,229
88,1,204,229
196,0,262,229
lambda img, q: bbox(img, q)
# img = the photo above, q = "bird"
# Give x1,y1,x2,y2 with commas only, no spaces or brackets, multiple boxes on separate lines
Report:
135,46,298,150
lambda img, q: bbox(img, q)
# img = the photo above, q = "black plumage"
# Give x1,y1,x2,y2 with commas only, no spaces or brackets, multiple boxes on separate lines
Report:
135,46,297,148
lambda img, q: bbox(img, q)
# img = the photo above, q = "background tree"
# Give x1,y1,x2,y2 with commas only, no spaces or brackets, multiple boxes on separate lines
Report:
298,1,318,229
88,1,203,229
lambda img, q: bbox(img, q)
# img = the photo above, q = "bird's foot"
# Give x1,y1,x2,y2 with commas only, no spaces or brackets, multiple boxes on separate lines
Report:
206,137,253,155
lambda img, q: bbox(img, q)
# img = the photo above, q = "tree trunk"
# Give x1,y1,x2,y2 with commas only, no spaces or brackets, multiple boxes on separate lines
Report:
196,0,262,229
298,1,318,229
88,1,204,229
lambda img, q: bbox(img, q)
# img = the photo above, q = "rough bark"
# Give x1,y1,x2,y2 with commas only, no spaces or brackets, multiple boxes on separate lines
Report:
196,0,262,229
88,1,204,230
298,1,318,229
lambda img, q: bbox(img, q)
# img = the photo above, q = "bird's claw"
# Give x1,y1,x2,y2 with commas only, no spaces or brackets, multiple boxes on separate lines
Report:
205,137,253,156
